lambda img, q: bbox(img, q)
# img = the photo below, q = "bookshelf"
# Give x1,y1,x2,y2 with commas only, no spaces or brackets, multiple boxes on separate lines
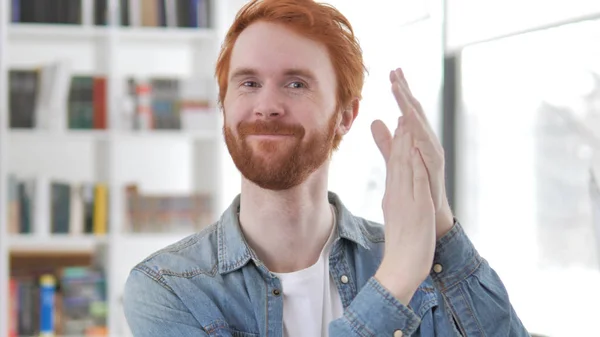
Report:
8,235,106,254
1,1,10,337
0,0,239,336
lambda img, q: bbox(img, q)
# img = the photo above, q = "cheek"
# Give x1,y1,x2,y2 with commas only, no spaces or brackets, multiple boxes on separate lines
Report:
224,89,253,116
223,93,244,124
223,112,241,136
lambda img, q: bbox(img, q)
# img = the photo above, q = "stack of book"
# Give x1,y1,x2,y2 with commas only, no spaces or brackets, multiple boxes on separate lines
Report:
8,62,217,132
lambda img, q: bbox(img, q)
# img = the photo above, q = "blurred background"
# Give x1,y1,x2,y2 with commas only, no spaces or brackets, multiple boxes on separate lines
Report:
1,0,599,336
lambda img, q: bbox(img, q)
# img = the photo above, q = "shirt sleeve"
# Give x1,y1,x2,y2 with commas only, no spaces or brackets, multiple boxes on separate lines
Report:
329,276,422,337
430,220,530,336
123,268,215,337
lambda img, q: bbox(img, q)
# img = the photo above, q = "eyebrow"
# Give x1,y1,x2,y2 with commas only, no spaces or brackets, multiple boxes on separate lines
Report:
229,67,257,82
229,67,318,83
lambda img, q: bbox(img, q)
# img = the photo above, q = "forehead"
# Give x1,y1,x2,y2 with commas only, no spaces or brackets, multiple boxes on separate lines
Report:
229,21,335,79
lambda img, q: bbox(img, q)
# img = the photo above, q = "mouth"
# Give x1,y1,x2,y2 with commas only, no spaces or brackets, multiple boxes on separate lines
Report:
247,134,295,140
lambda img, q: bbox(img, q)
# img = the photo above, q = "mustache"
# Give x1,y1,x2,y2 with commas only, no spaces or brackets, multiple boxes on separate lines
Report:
238,120,305,137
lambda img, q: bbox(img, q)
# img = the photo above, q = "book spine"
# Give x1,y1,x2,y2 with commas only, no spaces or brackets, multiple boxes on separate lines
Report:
93,77,107,129
8,279,18,337
93,184,108,235
11,0,20,22
39,274,56,337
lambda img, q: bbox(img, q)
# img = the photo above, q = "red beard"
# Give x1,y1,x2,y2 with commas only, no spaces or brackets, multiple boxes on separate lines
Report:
223,112,339,190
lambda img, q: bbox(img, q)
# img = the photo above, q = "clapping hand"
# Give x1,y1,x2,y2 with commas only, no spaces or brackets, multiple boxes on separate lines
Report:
372,68,454,240
371,68,454,304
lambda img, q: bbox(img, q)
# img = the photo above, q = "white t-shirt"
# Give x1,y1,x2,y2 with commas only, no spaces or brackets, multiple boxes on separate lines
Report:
273,205,344,337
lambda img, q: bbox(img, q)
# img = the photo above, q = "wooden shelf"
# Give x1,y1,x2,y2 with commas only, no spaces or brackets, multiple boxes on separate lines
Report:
8,234,107,254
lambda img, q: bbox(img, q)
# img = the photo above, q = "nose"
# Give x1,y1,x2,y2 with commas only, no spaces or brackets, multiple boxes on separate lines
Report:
254,86,285,119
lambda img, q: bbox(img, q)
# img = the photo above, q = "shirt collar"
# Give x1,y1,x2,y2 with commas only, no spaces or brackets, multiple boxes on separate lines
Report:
217,191,370,275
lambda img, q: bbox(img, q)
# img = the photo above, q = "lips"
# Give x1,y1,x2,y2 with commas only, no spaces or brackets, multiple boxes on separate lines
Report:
238,120,305,138
248,133,294,136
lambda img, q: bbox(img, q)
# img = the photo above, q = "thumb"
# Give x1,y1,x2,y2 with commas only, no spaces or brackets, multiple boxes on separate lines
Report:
371,119,392,164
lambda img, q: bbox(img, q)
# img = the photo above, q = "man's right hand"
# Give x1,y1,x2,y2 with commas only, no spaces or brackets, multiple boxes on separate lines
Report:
371,116,436,305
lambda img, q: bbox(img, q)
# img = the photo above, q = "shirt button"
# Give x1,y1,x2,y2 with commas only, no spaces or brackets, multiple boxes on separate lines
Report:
433,264,443,273
394,329,403,337
340,275,349,284
272,289,281,296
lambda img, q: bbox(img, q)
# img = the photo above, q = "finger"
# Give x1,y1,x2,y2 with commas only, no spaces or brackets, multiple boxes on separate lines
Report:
405,113,444,178
416,139,444,209
390,69,416,117
394,68,419,108
393,69,441,156
394,69,434,132
394,68,411,90
371,119,393,164
415,139,443,172
391,69,433,139
412,147,432,202
392,72,441,171
388,131,413,200
391,69,440,158
402,113,430,145
390,78,415,119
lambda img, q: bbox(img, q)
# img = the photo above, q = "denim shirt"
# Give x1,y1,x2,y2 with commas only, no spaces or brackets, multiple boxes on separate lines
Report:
123,192,530,336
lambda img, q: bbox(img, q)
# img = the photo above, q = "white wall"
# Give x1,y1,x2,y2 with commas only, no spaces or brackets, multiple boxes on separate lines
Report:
325,0,444,222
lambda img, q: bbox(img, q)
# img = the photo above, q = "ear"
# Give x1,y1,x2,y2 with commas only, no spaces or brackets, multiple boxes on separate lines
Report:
336,98,360,136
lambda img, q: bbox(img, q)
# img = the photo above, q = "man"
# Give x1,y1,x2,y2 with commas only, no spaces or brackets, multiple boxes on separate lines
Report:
123,0,530,336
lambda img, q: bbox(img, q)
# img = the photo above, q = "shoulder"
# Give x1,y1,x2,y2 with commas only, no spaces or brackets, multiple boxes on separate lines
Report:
122,223,230,335
356,217,386,243
130,222,221,286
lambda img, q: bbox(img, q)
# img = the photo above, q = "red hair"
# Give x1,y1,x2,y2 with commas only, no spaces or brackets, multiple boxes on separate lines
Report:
215,0,367,112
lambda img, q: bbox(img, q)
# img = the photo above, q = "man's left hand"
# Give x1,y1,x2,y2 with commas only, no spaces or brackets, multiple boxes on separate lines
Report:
371,68,454,239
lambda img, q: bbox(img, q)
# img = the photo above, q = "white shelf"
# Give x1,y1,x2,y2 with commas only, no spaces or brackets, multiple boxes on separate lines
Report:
8,23,107,40
8,23,216,43
120,232,195,243
8,129,220,142
115,129,220,141
118,27,216,43
8,234,107,254
9,129,109,141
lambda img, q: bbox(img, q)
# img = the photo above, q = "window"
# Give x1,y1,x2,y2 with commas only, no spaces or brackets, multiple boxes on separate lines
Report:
457,19,600,336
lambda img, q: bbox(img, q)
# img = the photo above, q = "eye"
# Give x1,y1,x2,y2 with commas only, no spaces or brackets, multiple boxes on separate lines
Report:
242,81,259,88
287,81,306,89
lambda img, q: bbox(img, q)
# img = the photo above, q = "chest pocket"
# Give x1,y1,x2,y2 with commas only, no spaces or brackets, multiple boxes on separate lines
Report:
231,330,260,337
206,327,260,337
201,320,260,337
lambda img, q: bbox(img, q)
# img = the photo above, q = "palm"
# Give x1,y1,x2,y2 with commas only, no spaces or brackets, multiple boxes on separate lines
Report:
371,68,452,238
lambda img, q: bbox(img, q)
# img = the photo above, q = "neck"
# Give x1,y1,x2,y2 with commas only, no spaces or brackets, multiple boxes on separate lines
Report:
238,163,334,273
